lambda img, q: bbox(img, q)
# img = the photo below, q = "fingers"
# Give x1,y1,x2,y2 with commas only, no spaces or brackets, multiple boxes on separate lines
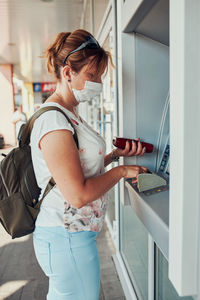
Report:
120,141,133,156
135,140,142,155
132,177,137,184
123,140,138,156
131,141,137,155
131,166,148,184
135,138,147,156
133,165,148,176
119,138,146,157
138,146,146,156
124,140,131,152
122,164,149,184
128,140,145,156
141,166,148,173
136,166,148,175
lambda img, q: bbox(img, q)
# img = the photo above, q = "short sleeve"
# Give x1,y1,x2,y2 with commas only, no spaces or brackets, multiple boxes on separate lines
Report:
31,110,75,149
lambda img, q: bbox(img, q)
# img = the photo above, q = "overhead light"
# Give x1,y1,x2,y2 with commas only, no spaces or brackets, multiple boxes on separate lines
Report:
41,0,53,2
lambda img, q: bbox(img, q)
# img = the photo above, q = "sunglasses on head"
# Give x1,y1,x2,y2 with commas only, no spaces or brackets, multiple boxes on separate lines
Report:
63,36,100,66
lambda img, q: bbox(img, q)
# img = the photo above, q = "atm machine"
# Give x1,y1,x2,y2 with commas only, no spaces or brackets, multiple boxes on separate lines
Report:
115,0,200,299
125,89,170,260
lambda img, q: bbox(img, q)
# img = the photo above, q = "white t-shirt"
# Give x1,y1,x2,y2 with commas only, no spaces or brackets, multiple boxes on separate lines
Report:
30,102,107,232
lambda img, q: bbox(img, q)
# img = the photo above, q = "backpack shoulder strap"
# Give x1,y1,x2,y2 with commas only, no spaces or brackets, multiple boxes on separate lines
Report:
18,106,79,205
35,177,56,209
18,106,79,149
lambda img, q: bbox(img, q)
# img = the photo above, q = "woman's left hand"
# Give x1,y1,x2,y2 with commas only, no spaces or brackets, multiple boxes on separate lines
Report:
114,138,146,158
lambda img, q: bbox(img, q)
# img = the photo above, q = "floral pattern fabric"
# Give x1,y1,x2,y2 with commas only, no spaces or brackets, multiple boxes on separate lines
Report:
64,195,107,232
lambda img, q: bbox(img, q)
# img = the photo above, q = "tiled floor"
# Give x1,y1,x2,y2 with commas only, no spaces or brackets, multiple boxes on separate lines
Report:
98,224,125,300
0,222,125,300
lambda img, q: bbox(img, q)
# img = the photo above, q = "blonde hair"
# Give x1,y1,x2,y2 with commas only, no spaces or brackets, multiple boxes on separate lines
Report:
44,29,113,80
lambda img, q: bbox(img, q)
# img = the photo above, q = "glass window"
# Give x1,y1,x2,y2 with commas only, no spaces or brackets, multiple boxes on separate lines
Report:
156,248,194,300
102,31,116,231
120,200,148,300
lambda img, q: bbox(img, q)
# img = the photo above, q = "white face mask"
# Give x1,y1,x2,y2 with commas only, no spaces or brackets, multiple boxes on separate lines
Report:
72,81,103,103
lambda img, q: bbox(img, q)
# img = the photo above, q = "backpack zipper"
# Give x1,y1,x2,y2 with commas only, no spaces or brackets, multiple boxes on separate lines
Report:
0,162,10,197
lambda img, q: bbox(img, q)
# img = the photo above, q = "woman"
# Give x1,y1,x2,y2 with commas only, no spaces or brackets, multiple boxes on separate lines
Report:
31,29,147,300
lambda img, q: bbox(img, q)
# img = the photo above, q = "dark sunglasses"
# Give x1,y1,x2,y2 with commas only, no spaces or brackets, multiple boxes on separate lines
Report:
63,35,100,66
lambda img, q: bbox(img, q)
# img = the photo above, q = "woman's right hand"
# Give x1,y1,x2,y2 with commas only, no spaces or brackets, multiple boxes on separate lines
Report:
121,165,148,183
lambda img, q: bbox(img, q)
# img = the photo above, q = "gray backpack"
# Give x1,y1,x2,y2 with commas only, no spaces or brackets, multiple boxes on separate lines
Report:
0,106,78,239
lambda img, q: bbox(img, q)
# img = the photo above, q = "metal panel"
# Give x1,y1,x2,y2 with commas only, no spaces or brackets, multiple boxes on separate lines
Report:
135,0,169,46
121,0,157,33
122,0,169,45
125,180,169,260
169,0,200,296
148,235,155,300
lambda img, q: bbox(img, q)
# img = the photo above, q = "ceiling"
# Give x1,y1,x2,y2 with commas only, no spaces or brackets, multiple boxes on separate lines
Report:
0,0,84,82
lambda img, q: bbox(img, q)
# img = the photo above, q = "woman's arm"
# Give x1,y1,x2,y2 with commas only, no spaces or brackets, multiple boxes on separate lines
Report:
40,130,147,209
104,150,119,167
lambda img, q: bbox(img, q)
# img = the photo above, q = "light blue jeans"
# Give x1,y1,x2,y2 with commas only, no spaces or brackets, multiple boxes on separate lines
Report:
33,226,100,300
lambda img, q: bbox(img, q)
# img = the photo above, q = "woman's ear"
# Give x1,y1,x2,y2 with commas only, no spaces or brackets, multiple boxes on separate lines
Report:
62,65,71,82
